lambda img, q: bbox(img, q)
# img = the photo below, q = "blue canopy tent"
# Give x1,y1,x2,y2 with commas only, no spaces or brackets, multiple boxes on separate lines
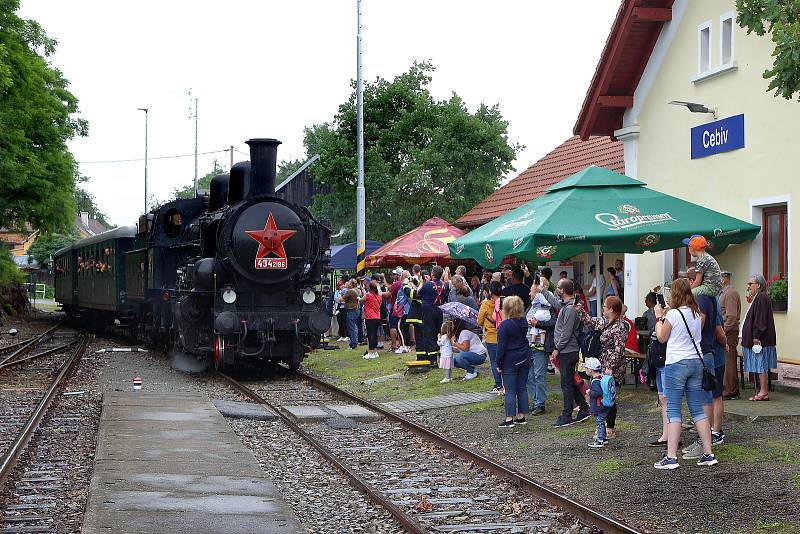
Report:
329,240,384,271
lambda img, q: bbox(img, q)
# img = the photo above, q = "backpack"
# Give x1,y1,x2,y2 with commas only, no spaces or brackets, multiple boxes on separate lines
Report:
395,286,410,316
580,328,602,359
431,280,446,306
599,375,617,407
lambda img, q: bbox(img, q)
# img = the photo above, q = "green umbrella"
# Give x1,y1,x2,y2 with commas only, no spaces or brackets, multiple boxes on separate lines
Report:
449,166,760,312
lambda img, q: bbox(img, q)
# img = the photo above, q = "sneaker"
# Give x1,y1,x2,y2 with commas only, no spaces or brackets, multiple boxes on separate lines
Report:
648,439,668,447
682,441,704,460
531,406,546,416
711,431,725,446
491,387,502,394
588,439,605,449
362,353,371,359
697,453,719,466
337,337,349,342
654,456,680,470
498,420,515,428
682,439,701,454
439,377,451,383
462,372,478,381
574,410,591,423
513,417,527,425
369,353,380,359
722,392,740,400
377,342,384,349
552,416,574,427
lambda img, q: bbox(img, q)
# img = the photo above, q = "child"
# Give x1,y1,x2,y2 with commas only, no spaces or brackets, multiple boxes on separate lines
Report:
438,321,454,383
683,234,722,297
528,291,551,351
585,357,616,448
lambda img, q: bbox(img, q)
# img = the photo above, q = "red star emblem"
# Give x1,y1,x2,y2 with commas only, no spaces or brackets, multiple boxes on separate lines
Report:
245,213,296,269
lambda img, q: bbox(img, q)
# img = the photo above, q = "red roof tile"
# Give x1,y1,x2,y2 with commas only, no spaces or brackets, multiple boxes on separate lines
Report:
455,136,624,228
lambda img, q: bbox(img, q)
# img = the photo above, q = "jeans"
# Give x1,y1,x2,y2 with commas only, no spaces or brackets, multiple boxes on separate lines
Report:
346,309,359,349
365,318,381,350
664,354,714,424
527,348,548,408
485,343,501,388
453,351,486,374
502,363,531,417
595,414,607,441
559,351,588,417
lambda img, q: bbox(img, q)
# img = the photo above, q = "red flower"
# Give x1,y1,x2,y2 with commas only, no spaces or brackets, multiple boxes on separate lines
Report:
772,274,780,281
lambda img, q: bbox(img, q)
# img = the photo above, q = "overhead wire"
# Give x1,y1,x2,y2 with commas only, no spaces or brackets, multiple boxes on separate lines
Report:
78,148,234,165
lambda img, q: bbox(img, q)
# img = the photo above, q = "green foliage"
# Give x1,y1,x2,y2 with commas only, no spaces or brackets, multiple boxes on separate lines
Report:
0,1,87,234
173,163,226,199
0,248,24,287
276,159,305,186
27,229,79,267
766,274,788,301
303,61,521,243
737,0,800,100
74,175,110,226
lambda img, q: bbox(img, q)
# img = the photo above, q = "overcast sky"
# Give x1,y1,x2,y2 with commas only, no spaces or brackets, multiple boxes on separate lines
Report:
19,1,618,228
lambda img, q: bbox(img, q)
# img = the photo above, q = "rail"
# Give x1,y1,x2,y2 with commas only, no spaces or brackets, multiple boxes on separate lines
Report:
293,369,643,534
0,323,61,367
216,372,428,534
0,335,88,489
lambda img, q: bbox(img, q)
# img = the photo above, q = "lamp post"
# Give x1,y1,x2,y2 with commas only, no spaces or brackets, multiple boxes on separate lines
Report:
355,0,365,275
137,108,149,213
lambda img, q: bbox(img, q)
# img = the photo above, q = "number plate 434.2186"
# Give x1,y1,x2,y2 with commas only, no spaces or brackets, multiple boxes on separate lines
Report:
255,257,287,269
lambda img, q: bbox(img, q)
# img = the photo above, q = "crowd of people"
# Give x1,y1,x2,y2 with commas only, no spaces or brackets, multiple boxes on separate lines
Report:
328,234,780,471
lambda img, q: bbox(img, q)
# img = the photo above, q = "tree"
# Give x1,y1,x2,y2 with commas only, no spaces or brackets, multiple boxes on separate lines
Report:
737,0,800,100
0,1,87,234
27,228,79,267
302,61,521,243
74,175,110,227
173,162,225,199
277,159,304,186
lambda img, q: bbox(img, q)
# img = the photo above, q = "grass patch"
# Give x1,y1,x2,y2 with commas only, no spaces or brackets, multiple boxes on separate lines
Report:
589,458,626,479
713,444,761,462
734,522,800,534
454,399,501,415
793,475,800,488
763,440,800,465
550,425,592,438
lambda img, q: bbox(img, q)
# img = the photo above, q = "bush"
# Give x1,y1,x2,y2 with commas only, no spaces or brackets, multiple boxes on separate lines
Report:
766,274,788,301
0,249,24,287
44,285,55,299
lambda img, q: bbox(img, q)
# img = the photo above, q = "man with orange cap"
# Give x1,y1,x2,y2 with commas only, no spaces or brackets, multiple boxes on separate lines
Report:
682,234,723,297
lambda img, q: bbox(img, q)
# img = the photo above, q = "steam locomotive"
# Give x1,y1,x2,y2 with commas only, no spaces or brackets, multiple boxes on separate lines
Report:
54,138,332,370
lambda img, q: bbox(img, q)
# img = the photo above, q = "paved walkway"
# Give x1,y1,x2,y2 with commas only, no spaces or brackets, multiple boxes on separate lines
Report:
381,391,498,413
82,392,301,533
724,389,800,421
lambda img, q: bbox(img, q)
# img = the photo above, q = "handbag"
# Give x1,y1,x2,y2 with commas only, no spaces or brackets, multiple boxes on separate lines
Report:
647,331,667,368
676,309,716,391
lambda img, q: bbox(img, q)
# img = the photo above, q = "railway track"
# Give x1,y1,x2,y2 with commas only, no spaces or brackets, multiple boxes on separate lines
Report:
218,370,643,534
0,328,88,533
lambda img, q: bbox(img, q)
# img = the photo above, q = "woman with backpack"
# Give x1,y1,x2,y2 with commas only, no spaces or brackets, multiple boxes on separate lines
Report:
477,281,504,394
576,295,629,439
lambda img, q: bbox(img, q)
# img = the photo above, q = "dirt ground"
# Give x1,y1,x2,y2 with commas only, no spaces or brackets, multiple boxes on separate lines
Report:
307,345,800,534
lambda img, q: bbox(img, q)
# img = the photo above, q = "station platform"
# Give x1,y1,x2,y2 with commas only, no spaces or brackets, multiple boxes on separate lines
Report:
82,392,302,534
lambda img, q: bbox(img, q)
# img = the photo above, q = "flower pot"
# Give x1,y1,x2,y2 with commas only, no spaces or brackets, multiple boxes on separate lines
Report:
772,300,787,312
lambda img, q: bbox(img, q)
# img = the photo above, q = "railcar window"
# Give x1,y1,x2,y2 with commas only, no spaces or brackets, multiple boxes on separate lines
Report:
164,209,183,238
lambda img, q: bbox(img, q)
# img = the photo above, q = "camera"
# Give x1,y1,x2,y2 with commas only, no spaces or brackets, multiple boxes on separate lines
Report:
656,293,666,308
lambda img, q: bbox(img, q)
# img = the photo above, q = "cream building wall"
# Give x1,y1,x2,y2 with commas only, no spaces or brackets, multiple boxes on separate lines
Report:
614,0,799,375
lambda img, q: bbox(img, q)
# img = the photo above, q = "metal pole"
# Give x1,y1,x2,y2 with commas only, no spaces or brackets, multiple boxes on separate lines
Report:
594,244,602,319
355,0,366,275
230,145,234,170
137,108,149,213
193,98,198,197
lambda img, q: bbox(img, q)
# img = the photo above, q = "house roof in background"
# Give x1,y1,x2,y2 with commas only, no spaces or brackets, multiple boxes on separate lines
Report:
573,0,675,139
75,213,108,236
455,135,624,228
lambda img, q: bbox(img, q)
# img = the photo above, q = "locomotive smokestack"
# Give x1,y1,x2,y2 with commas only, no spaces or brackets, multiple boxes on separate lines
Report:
245,138,281,198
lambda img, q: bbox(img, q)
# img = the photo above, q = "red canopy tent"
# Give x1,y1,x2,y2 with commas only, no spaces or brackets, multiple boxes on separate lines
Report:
365,217,465,267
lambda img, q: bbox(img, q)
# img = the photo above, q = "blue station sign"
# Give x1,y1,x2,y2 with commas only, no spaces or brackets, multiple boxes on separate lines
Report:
691,114,745,159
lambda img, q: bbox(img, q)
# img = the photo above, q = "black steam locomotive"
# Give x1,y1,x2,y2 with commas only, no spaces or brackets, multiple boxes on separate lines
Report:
54,138,331,370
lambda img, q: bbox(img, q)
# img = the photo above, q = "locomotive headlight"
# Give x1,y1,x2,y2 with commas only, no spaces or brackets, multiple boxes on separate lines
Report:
302,289,316,304
222,287,237,304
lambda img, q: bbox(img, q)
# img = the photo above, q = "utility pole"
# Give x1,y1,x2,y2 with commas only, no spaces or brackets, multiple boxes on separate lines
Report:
229,145,234,170
191,96,199,197
137,108,149,213
355,0,366,276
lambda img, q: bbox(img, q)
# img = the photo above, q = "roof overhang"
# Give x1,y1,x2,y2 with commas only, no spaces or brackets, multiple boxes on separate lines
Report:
574,0,674,140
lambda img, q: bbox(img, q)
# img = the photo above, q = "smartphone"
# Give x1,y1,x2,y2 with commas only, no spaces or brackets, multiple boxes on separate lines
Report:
574,295,580,305
656,293,666,308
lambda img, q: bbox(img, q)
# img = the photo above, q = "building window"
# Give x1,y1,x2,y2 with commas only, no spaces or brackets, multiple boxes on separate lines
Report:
720,12,734,66
673,247,693,280
763,205,788,280
698,21,712,73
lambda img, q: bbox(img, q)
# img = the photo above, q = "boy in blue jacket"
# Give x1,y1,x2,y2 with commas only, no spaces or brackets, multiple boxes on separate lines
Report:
586,357,615,448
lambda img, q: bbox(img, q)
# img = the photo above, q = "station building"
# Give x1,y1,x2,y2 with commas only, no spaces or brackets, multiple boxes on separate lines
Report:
575,0,800,384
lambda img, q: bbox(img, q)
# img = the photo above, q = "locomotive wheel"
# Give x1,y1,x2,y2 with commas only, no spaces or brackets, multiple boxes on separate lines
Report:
215,335,237,371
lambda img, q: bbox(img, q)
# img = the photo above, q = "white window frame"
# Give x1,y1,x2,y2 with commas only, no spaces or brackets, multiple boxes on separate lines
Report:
698,20,712,74
720,11,735,67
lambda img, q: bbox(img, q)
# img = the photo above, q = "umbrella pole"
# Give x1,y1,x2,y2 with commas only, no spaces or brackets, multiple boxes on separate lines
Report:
594,244,602,319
